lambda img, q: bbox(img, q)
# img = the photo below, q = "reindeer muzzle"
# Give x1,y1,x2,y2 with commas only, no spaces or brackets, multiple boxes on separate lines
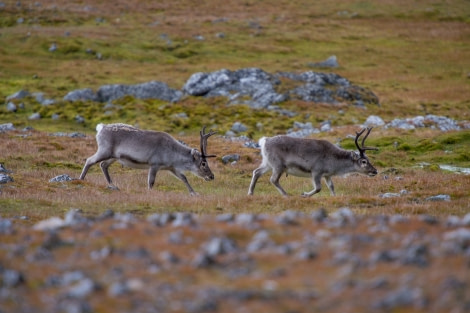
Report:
204,174,215,181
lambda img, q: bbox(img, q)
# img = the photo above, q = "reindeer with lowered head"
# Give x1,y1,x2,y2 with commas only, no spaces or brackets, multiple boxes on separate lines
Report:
248,128,378,197
79,123,217,195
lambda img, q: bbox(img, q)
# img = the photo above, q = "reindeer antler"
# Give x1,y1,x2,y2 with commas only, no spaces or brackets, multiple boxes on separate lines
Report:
355,127,378,156
200,126,217,158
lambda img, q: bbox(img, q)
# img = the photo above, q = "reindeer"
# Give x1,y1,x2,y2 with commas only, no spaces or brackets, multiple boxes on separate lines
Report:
248,128,378,197
79,123,217,195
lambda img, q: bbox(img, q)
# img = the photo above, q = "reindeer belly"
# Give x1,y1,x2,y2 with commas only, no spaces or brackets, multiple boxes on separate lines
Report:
118,158,150,169
286,167,311,177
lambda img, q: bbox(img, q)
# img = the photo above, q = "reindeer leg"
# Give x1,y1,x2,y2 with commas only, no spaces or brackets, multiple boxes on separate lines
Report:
170,169,197,196
324,176,336,196
302,174,322,197
148,166,159,189
79,151,111,180
248,165,270,195
100,159,118,190
270,168,288,196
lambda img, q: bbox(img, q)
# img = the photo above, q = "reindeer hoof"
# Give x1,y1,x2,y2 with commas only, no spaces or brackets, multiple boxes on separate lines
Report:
107,185,119,191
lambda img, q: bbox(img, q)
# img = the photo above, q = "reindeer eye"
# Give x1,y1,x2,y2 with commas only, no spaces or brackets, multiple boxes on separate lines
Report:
201,161,207,167
361,159,367,165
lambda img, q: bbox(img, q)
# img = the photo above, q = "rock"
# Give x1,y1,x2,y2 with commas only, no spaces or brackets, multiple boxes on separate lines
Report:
231,122,248,133
320,120,332,132
373,287,425,310
287,121,320,138
203,237,238,257
275,210,301,225
0,123,15,132
401,243,429,267
461,213,470,226
28,112,41,120
380,192,401,198
364,115,385,127
221,154,240,164
6,102,17,112
425,194,451,202
3,269,25,287
329,207,356,226
6,90,29,101
67,278,96,298
97,81,182,103
192,252,217,268
49,43,57,52
183,68,285,109
311,208,328,223
0,218,13,234
385,115,460,131
172,212,196,227
49,174,73,182
0,173,13,184
147,213,176,226
443,228,470,251
64,88,99,102
308,55,339,68
75,115,85,123
33,217,66,231
216,213,235,223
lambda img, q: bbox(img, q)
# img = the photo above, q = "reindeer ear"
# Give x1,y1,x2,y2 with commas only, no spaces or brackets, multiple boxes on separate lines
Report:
352,151,361,161
191,149,201,160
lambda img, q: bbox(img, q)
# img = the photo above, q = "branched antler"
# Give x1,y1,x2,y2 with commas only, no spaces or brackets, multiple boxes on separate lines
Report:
200,126,217,158
355,127,378,157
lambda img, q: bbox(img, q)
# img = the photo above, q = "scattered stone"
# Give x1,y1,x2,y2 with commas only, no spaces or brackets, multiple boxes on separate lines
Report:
380,192,401,198
49,174,73,183
2,269,25,287
385,115,461,132
147,213,176,226
0,123,15,132
275,210,301,225
67,278,97,299
172,212,196,227
97,81,182,103
0,173,13,184
425,194,451,202
63,88,99,102
231,122,248,133
49,43,57,52
0,218,13,234
216,213,235,223
6,90,29,101
364,115,385,127
308,55,339,68
6,102,17,112
221,154,240,164
28,112,41,120
0,163,11,173
204,237,238,257
287,121,320,138
33,217,66,231
311,208,328,223
192,252,217,268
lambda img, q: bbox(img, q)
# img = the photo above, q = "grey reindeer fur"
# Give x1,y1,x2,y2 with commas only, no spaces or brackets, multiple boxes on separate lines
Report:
248,128,378,197
79,123,216,195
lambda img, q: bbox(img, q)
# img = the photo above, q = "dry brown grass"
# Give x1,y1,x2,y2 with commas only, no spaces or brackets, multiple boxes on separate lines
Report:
1,128,469,222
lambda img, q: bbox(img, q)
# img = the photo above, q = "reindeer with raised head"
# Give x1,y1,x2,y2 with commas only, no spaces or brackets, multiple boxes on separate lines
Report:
248,128,378,197
79,123,217,195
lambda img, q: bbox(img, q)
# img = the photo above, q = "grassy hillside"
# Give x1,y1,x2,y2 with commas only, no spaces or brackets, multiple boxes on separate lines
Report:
0,0,469,219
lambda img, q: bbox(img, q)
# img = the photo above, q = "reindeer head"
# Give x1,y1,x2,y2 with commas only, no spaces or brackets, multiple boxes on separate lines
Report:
192,126,217,181
353,127,378,176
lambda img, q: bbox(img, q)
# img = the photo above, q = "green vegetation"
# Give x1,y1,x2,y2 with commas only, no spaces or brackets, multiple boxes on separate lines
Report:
0,0,469,218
